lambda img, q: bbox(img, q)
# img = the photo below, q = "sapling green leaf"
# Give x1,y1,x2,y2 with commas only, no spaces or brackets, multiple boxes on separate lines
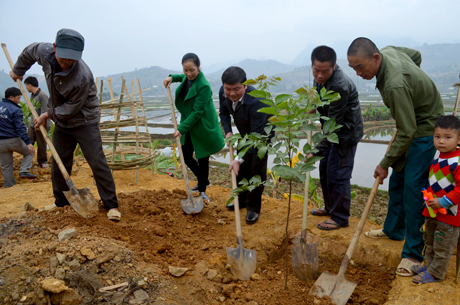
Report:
327,133,339,144
275,94,291,104
248,90,270,99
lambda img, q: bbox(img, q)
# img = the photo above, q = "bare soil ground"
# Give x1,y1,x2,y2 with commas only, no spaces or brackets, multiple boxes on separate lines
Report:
0,151,459,305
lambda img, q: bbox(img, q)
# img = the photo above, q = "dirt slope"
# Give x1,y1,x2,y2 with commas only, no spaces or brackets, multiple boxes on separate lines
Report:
0,156,459,304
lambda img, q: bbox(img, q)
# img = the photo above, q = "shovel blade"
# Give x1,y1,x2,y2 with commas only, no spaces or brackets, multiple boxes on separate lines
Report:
180,195,203,214
226,244,257,280
292,235,319,283
64,187,99,219
310,272,357,305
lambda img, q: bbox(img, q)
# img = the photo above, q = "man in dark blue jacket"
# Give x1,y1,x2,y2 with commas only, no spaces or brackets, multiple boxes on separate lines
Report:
0,87,37,187
307,46,363,230
219,66,273,224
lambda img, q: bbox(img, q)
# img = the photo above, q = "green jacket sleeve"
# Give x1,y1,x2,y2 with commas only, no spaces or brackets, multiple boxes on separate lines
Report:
396,47,422,67
380,87,417,169
171,74,185,83
177,85,212,135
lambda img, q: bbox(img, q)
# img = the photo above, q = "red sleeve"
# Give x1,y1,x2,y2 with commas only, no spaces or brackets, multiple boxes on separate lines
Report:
445,164,460,205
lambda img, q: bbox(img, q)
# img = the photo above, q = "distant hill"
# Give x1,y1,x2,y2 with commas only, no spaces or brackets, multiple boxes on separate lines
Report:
413,43,460,91
204,58,296,93
0,70,48,99
291,37,421,67
206,59,295,81
97,66,180,97
98,59,295,96
290,43,460,94
1,42,458,100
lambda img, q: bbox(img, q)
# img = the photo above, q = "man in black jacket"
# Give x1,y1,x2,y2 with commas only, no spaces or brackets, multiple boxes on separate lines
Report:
9,29,121,221
307,46,363,230
219,66,272,224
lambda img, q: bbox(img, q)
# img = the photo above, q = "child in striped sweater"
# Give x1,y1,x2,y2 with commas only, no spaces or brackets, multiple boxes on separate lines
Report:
412,115,460,284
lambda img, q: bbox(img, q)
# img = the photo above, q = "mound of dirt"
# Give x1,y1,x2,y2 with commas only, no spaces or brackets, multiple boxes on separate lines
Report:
20,188,393,304
2,152,456,305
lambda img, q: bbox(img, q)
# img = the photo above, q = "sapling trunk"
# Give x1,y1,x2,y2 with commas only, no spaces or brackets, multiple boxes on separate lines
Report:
285,178,292,290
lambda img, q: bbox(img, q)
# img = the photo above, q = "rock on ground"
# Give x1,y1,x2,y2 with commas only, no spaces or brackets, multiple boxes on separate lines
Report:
111,292,125,304
55,267,66,280
56,252,67,264
133,289,150,303
169,266,188,277
58,228,77,242
250,273,261,281
68,259,81,271
207,269,218,280
80,247,96,260
41,278,68,293
50,288,82,305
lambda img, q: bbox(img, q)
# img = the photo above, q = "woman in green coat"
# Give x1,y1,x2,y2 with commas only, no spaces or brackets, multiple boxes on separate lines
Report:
163,53,225,201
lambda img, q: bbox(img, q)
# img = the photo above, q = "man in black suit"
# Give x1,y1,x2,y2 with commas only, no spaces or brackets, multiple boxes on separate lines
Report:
219,66,273,224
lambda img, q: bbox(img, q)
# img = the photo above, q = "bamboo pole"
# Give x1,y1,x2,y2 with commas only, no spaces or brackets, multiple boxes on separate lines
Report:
100,88,150,104
123,81,140,178
122,77,140,184
95,76,156,177
135,77,155,179
108,77,125,161
95,77,99,100
453,82,460,117
111,79,126,166
98,80,104,124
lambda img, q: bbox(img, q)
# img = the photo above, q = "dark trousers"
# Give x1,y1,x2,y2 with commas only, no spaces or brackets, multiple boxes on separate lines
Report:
424,218,460,279
28,126,50,165
383,136,436,262
51,123,118,210
237,151,268,214
182,133,209,192
319,143,357,226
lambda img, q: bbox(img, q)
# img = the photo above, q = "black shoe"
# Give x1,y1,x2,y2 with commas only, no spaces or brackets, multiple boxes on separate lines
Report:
226,201,247,211
246,211,259,224
191,180,210,193
200,192,210,201
19,172,38,179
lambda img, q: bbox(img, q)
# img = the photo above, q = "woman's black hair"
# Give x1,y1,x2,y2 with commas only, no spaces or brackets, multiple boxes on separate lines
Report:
182,53,200,67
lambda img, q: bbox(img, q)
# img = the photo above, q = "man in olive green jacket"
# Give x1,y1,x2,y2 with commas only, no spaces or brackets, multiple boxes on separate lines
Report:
347,37,444,276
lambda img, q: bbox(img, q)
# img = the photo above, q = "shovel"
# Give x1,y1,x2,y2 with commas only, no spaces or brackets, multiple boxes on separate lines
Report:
1,43,98,218
292,122,319,283
310,130,397,305
166,87,203,214
226,146,257,280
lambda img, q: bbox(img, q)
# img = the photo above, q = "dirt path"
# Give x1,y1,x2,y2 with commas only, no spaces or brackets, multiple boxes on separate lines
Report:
0,155,459,304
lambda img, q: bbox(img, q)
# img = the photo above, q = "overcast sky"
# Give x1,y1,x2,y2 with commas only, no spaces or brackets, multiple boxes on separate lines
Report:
1,0,458,77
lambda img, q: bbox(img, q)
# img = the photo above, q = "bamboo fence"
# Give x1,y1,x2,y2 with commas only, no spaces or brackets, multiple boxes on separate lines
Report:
98,76,156,183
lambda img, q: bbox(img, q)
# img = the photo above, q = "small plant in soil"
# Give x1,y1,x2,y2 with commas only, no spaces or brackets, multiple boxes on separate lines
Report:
226,74,341,289
20,99,40,127
361,104,392,121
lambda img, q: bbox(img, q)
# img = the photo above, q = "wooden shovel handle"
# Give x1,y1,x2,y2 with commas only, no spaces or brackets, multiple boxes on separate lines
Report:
229,146,243,238
302,120,313,234
336,130,397,279
1,43,71,181
453,84,460,117
166,87,193,195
